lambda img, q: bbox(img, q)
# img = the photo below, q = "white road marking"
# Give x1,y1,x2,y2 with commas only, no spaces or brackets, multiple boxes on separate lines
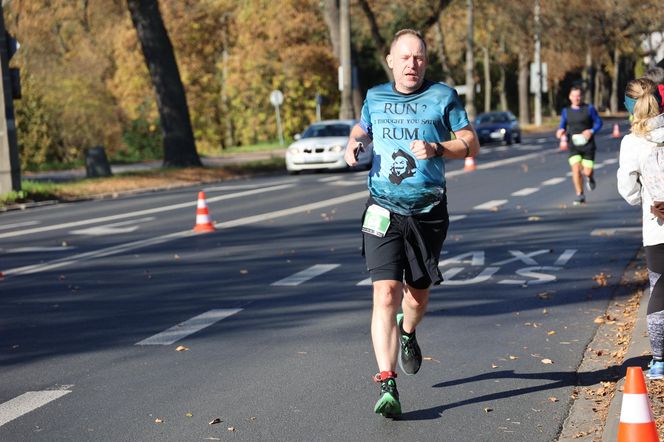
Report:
541,177,566,186
554,249,577,266
70,217,156,236
204,180,297,191
0,184,294,240
591,227,641,236
2,246,76,253
511,187,539,196
317,176,341,182
272,264,340,286
357,277,372,286
136,309,243,346
535,138,548,143
0,220,40,231
473,200,508,211
2,150,560,277
449,215,467,222
604,158,618,165
0,388,72,427
331,180,366,186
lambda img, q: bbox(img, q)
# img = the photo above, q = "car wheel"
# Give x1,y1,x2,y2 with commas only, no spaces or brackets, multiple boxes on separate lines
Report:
288,170,300,175
504,134,513,145
515,133,521,143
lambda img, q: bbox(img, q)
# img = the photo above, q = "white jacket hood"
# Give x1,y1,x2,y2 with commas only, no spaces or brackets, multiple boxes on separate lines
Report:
646,113,664,144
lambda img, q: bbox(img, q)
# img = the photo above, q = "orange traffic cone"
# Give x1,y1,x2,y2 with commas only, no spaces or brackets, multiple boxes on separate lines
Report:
559,134,569,151
193,191,216,233
613,123,621,138
617,366,659,442
464,156,477,171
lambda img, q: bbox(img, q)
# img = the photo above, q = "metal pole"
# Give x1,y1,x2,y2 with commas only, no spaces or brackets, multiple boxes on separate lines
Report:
339,0,353,119
275,105,284,146
533,0,542,126
0,4,20,193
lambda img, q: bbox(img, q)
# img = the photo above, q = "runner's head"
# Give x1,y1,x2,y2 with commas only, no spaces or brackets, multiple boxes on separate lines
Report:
625,78,661,136
387,29,428,94
568,86,583,107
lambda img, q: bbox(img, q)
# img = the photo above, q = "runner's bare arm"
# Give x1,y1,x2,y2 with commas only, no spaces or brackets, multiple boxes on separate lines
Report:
409,125,480,160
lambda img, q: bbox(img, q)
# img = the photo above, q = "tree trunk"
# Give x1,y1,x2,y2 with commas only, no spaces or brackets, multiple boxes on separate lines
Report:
583,47,592,103
464,0,476,121
610,47,619,114
498,35,507,111
518,52,529,125
322,0,341,60
482,46,491,112
357,0,392,81
126,0,201,167
434,20,455,85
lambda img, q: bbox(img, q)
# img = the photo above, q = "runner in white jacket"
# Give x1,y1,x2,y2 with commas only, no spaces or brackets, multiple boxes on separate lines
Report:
617,77,664,379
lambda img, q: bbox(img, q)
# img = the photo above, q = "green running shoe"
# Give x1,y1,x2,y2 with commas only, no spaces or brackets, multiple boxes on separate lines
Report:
397,313,422,375
373,374,401,418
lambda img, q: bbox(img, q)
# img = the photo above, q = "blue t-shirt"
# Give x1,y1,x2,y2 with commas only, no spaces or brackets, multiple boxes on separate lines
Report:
360,80,470,215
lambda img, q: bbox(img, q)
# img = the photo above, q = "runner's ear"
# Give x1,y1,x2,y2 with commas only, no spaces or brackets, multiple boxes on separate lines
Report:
386,53,393,69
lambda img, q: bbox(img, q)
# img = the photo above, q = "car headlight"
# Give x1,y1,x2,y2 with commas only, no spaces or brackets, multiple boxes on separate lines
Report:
288,147,300,155
329,145,344,153
500,128,506,134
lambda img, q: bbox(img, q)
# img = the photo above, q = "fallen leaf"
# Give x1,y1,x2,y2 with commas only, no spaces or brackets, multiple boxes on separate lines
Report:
537,291,552,300
509,355,518,360
541,358,553,364
185,412,193,417
208,418,222,425
227,427,236,432
547,330,557,335
249,416,257,421
491,363,499,369
175,345,189,352
173,254,180,260
528,216,541,221
484,407,494,413
548,397,558,402
593,316,605,324
155,418,164,424
240,269,249,275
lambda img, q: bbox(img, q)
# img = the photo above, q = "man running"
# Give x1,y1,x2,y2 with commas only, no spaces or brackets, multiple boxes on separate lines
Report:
556,85,603,205
344,29,479,418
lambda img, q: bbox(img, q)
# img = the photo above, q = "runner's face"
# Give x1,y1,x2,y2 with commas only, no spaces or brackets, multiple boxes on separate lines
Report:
569,90,582,107
387,34,427,94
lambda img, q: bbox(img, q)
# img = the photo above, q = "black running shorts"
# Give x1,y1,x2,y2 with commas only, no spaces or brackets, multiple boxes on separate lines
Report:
362,198,449,289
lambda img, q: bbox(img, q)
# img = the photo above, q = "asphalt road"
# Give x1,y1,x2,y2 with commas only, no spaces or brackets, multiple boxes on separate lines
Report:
0,123,643,441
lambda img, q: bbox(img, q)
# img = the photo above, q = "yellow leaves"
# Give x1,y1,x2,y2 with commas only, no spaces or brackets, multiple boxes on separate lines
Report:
541,358,554,365
175,345,189,352
592,272,610,287
209,418,222,425
155,418,164,423
547,330,557,335
548,397,558,402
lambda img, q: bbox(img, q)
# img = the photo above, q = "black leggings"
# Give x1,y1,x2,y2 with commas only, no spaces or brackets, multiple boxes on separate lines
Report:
645,244,664,360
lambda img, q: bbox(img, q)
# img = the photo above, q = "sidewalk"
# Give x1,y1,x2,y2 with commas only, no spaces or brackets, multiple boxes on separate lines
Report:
22,149,287,183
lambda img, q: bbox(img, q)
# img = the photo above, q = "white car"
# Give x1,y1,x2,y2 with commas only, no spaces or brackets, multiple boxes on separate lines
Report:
285,120,373,174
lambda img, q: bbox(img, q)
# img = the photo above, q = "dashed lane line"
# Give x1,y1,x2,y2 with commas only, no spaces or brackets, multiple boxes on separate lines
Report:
542,177,566,186
0,220,40,231
136,309,243,345
0,387,72,427
272,264,340,286
0,184,294,240
511,187,539,196
473,200,508,211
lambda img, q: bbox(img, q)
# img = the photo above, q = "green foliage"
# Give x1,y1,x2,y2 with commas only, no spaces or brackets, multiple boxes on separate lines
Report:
13,75,67,170
117,103,163,162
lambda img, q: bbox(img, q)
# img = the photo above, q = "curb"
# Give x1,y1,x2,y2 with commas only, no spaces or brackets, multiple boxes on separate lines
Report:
558,249,649,441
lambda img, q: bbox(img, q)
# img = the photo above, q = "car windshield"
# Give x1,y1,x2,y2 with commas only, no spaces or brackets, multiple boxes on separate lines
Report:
476,113,509,124
301,124,351,138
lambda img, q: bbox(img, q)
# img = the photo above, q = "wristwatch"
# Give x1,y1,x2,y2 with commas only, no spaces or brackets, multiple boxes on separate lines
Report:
434,142,445,157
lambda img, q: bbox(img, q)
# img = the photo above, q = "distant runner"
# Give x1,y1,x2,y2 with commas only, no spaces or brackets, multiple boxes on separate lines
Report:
556,86,603,205
344,28,479,417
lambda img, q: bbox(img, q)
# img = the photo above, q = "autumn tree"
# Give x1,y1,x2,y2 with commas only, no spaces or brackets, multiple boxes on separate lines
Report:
127,0,201,167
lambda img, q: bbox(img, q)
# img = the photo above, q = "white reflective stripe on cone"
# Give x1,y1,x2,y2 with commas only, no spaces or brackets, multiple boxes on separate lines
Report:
197,200,208,209
196,215,211,223
620,393,654,423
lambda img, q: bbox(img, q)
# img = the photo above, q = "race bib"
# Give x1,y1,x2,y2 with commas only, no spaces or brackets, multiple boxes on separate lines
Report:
362,204,390,237
571,133,588,146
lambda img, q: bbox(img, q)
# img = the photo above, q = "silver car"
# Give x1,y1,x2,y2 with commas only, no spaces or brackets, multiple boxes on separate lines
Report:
285,120,373,174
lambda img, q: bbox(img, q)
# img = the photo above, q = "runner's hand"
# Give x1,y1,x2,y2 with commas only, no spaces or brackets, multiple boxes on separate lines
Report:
410,140,434,160
344,141,363,166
